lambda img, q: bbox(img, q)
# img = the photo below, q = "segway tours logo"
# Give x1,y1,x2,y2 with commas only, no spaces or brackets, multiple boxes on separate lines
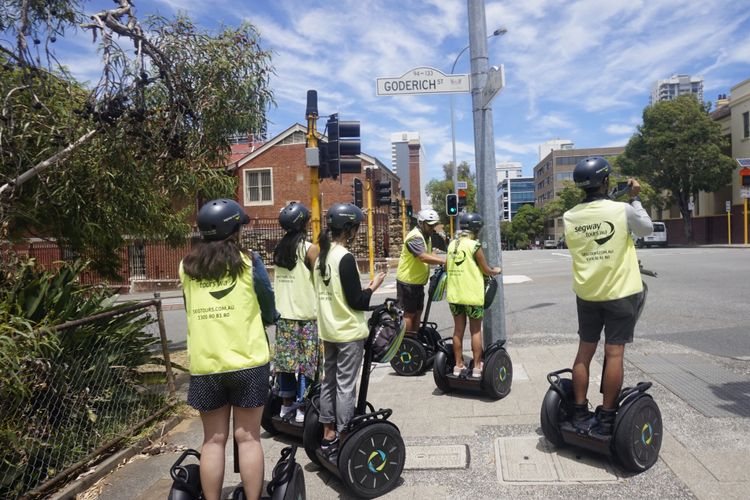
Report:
574,220,615,245
453,249,467,267
641,422,654,446
367,449,388,473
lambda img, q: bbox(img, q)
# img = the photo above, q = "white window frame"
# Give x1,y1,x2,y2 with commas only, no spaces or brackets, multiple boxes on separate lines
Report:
244,168,274,206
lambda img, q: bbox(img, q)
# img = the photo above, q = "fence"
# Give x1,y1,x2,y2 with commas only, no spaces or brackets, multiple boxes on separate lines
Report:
0,299,176,499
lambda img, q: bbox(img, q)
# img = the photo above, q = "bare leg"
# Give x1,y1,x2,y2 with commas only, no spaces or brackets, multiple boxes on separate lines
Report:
572,340,598,405
404,310,422,336
233,406,264,500
469,317,483,368
602,343,625,409
452,313,467,368
323,423,336,441
199,405,230,500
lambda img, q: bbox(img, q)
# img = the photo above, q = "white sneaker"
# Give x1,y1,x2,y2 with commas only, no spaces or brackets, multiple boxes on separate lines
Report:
280,405,293,418
295,408,305,423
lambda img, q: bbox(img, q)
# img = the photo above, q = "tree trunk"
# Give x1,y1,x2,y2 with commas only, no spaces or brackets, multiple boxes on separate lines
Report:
677,192,694,244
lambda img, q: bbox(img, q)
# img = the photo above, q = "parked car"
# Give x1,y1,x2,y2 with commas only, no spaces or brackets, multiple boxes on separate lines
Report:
544,238,557,249
636,221,668,248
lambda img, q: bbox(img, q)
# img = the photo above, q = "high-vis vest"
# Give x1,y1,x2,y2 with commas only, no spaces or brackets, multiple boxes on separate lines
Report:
563,199,643,301
179,253,270,375
315,243,368,343
396,227,432,285
446,236,484,306
274,241,316,321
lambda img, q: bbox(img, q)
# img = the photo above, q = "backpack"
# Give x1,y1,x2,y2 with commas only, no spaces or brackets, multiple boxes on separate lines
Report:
484,276,498,309
368,301,406,363
428,266,447,302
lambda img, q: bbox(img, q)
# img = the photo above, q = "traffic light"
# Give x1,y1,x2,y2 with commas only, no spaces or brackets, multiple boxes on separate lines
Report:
325,114,361,179
406,202,413,218
457,188,467,209
446,193,458,216
375,180,392,206
743,174,750,186
353,178,363,208
390,200,400,217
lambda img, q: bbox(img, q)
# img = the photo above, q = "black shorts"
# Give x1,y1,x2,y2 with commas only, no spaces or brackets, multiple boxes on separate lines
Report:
396,280,425,314
187,363,270,413
576,293,641,345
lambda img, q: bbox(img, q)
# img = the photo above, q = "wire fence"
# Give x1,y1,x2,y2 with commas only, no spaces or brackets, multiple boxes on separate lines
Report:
0,300,176,499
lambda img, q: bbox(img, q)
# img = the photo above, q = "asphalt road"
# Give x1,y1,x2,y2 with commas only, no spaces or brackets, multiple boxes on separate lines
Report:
159,247,750,360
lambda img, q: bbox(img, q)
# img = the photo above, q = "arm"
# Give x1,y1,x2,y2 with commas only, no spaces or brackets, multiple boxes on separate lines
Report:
624,179,653,238
251,251,279,326
418,252,447,265
305,243,319,272
474,247,502,276
407,236,446,265
339,254,384,311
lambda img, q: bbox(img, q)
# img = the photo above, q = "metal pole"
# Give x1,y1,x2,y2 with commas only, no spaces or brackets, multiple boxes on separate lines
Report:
306,91,321,243
449,215,454,237
401,191,407,240
366,168,375,280
744,198,748,244
450,94,460,234
154,292,176,396
468,0,506,344
727,209,731,244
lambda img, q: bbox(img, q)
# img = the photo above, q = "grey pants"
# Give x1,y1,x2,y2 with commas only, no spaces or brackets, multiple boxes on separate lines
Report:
319,339,365,433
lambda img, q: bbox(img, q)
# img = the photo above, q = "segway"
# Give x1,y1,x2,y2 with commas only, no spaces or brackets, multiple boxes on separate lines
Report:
261,375,320,440
432,276,513,399
390,266,446,376
303,299,406,499
539,265,662,472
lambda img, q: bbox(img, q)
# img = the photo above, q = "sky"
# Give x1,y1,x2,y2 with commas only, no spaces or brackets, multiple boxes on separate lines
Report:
56,0,750,198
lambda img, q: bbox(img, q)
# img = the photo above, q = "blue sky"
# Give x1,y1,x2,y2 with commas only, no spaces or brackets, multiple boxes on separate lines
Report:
60,1,750,196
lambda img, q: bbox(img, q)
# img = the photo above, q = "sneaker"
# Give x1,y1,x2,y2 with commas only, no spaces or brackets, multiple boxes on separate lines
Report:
320,437,339,464
471,362,484,379
572,401,595,432
279,404,293,418
591,408,617,436
453,365,464,376
295,407,305,423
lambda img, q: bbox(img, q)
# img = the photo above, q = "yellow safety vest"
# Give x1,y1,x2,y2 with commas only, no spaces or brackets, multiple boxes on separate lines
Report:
274,241,317,321
446,236,484,306
179,253,270,375
396,227,432,285
315,243,368,343
563,199,643,301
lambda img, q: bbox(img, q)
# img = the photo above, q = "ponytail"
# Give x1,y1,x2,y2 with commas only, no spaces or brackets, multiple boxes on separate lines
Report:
318,228,332,277
273,230,306,270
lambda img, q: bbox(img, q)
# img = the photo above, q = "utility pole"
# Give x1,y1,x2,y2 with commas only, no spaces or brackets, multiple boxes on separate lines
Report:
305,90,321,242
468,0,506,343
366,168,375,280
401,190,407,241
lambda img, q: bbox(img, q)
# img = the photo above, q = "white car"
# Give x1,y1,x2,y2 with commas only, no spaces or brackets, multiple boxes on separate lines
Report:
637,222,668,248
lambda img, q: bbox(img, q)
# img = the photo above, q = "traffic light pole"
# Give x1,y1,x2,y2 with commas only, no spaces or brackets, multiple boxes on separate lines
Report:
449,216,454,238
306,92,321,243
401,193,406,241
365,168,375,280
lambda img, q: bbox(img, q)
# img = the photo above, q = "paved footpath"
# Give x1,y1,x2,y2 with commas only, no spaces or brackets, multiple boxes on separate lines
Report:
70,336,750,500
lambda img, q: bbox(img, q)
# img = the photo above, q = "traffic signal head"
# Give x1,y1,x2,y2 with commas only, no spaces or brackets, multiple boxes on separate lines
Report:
743,174,750,186
325,114,361,179
353,178,363,208
390,200,400,217
457,188,467,208
376,180,392,206
446,193,458,216
406,202,413,218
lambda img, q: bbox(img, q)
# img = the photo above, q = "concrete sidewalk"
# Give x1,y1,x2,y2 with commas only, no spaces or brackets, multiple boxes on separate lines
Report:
75,338,750,500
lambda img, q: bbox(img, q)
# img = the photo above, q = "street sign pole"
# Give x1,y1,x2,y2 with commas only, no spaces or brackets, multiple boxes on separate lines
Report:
726,201,732,245
468,0,506,344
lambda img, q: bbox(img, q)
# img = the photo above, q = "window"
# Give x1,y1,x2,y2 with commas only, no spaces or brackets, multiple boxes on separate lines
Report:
743,111,749,139
244,168,273,205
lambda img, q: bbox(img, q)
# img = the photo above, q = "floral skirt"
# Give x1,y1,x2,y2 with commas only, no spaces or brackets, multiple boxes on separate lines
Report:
273,318,321,380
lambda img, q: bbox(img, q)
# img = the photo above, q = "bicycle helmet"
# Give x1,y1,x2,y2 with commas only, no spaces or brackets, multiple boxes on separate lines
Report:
417,209,440,225
197,199,249,241
279,202,310,232
459,212,483,233
325,203,365,230
573,156,612,189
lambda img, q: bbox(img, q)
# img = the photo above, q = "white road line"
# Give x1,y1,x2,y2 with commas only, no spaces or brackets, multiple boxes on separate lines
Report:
551,252,571,258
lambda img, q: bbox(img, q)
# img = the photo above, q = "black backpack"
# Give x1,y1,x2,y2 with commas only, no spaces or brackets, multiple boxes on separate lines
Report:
368,300,405,363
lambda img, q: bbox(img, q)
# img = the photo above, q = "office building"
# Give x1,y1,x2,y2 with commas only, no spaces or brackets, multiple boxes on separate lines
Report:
650,74,704,105
496,162,523,184
497,176,535,221
538,139,574,161
390,132,425,211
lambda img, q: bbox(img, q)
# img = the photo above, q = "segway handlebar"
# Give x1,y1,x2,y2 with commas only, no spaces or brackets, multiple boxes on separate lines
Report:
546,368,573,386
617,381,653,405
169,449,201,482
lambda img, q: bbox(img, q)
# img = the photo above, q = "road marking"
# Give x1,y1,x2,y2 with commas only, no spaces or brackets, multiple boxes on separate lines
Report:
504,275,532,284
551,252,571,258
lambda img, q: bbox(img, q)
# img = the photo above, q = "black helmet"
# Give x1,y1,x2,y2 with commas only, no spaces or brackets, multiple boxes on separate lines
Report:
197,198,249,241
279,202,310,232
326,203,365,230
573,157,612,189
459,212,483,233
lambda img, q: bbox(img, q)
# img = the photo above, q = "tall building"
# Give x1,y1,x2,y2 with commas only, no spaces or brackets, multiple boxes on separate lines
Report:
390,132,425,211
533,146,625,239
496,162,523,184
497,176,534,221
538,139,574,161
650,74,704,105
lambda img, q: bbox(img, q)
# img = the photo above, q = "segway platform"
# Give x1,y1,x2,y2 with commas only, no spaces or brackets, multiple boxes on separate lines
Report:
433,339,513,399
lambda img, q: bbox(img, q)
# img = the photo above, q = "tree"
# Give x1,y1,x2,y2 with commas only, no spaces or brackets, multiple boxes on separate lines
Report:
543,181,584,220
0,1,274,275
618,95,735,243
509,204,545,249
425,161,476,224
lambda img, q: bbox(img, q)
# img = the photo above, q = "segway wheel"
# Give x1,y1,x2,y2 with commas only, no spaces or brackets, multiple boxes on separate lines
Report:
262,392,282,435
540,378,572,447
390,337,427,376
433,342,455,393
614,396,662,472
302,395,323,465
337,422,405,499
483,348,513,399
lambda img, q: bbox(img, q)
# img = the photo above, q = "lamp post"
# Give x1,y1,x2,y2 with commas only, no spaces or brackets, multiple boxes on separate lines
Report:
449,26,507,233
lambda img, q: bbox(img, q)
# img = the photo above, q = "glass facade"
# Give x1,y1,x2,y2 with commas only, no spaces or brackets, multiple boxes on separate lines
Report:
499,177,535,221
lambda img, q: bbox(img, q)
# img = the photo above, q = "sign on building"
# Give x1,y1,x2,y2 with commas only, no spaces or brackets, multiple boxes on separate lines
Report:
376,67,470,96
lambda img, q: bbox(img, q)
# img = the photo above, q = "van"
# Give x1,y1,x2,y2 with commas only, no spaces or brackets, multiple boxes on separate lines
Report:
637,222,667,248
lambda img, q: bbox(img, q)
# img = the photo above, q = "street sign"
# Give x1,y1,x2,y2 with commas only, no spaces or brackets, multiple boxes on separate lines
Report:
741,187,750,199
376,67,470,96
456,181,468,189
736,158,750,167
481,65,505,109
726,201,731,212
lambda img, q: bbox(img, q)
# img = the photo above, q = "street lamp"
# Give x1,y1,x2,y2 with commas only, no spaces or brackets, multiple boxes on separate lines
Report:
449,26,507,229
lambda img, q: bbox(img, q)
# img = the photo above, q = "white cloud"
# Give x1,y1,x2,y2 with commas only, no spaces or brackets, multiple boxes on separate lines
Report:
605,124,634,135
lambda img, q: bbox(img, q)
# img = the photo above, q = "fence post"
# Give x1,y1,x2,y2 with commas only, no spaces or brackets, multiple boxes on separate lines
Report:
154,292,176,396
